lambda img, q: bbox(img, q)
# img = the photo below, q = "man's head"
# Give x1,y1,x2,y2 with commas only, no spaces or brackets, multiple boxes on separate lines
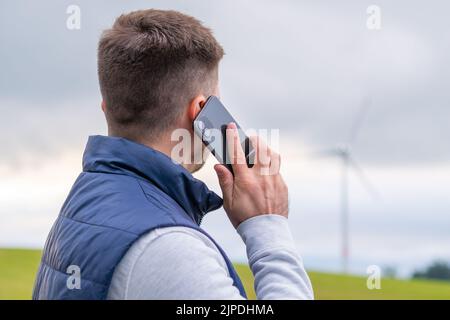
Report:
98,9,224,171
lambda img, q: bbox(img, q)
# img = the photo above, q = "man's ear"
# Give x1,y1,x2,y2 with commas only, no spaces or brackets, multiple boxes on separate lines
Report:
187,95,207,121
101,100,107,113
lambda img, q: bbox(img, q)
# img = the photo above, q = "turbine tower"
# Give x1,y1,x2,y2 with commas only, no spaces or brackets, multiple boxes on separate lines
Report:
319,98,378,273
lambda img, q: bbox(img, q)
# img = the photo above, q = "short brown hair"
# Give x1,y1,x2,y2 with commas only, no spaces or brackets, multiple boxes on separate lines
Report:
98,9,224,140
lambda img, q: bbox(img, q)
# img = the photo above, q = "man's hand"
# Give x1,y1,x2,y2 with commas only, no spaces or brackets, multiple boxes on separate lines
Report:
214,123,289,228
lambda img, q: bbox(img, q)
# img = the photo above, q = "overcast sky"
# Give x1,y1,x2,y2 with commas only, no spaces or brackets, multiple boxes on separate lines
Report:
1,0,449,277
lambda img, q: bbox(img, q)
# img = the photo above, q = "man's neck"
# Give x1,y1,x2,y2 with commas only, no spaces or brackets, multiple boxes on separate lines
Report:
145,139,174,159
139,135,198,173
108,129,197,173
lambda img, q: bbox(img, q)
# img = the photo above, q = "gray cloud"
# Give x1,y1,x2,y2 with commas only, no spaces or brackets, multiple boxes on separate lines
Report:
1,0,449,167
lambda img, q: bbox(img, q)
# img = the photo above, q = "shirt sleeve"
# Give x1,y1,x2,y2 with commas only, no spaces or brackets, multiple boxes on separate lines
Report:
108,215,313,300
237,214,314,299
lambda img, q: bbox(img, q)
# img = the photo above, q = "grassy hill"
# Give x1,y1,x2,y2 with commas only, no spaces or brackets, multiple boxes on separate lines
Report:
1,248,450,300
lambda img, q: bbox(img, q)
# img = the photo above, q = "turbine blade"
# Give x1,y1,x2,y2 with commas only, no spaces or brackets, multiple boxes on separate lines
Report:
348,156,380,200
347,97,372,146
310,148,342,158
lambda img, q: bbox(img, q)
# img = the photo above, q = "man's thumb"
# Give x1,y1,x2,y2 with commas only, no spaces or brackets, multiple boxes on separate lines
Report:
214,164,233,200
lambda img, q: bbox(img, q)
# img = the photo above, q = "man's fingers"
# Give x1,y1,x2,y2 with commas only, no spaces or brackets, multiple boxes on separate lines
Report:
248,135,280,175
270,152,281,174
214,164,233,201
249,135,271,168
248,136,258,166
226,123,248,174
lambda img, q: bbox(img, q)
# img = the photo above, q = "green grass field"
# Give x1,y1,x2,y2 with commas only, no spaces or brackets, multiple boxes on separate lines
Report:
1,248,450,300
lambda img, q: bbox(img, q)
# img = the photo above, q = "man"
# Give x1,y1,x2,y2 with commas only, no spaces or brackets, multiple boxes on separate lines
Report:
33,9,313,300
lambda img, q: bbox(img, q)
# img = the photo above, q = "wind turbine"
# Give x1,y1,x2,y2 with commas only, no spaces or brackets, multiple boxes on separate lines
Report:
317,98,379,274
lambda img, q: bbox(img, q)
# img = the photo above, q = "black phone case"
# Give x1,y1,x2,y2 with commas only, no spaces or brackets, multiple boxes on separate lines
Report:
193,96,254,173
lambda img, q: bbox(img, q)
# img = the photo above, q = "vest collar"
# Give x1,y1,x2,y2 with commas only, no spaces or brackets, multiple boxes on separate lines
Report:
82,135,222,225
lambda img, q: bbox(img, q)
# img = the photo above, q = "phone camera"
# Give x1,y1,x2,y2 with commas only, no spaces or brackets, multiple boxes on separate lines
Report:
203,128,212,141
196,120,205,132
197,119,213,142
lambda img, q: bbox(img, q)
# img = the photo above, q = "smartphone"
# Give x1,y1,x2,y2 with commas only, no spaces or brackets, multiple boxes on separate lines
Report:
193,96,254,173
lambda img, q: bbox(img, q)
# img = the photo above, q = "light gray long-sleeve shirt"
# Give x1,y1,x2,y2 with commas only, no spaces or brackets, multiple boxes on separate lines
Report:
107,214,314,299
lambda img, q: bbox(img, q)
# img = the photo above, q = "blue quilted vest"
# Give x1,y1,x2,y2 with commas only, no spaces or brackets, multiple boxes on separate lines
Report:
32,135,246,299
